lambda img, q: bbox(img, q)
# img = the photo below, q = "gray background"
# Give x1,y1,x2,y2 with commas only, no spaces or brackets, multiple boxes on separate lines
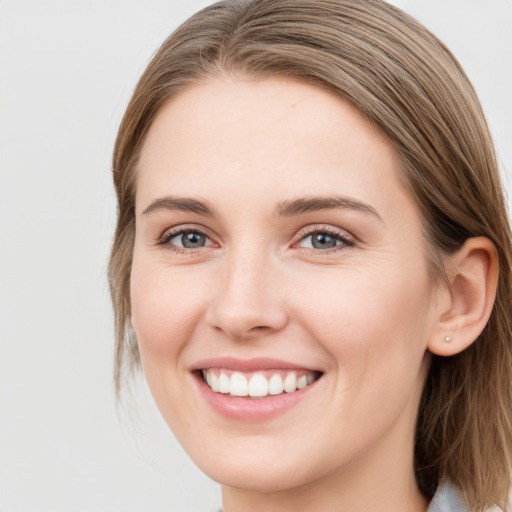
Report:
0,1,510,511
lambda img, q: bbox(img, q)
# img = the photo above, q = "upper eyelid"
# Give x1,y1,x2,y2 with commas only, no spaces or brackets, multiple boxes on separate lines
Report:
158,224,215,244
294,224,355,241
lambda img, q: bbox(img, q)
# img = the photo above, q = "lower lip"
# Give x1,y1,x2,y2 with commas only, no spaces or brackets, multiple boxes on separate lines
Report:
193,372,321,422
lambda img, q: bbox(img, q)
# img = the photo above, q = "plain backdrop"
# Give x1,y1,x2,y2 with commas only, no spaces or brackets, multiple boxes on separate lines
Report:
0,1,510,511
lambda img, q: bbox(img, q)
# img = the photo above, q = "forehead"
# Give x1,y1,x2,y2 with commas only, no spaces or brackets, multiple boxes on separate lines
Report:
136,76,412,220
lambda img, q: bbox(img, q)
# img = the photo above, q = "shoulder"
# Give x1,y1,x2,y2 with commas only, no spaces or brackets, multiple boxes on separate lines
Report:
427,482,467,512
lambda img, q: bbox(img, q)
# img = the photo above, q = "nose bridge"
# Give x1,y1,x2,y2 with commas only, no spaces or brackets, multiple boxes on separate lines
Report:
205,242,288,340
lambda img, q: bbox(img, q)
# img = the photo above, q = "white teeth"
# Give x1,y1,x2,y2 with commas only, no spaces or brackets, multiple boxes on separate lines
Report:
218,373,230,394
268,374,284,395
283,372,297,393
230,372,248,396
210,372,220,392
297,375,308,389
203,369,319,397
248,374,269,397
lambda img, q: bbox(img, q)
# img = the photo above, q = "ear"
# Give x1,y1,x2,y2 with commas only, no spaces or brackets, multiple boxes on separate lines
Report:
428,237,499,356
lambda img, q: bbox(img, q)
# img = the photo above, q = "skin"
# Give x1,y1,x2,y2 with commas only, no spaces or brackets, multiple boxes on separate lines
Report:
130,76,474,512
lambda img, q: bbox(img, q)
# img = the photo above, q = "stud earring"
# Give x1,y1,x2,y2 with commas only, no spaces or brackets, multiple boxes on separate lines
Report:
444,336,452,343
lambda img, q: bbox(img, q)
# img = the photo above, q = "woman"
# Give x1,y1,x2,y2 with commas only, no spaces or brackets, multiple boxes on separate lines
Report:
108,1,512,510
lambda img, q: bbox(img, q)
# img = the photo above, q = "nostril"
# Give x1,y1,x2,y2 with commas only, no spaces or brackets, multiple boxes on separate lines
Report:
251,325,272,332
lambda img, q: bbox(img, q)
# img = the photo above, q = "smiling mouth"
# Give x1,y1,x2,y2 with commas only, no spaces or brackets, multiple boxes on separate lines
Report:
200,368,323,399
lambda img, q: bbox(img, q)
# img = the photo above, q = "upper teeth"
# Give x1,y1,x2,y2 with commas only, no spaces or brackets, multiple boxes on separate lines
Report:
202,369,317,398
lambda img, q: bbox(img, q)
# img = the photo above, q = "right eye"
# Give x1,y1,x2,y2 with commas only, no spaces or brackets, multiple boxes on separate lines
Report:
170,231,209,249
159,227,215,252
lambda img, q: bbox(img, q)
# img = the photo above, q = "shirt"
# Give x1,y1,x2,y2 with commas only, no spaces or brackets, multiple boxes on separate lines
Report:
427,481,467,512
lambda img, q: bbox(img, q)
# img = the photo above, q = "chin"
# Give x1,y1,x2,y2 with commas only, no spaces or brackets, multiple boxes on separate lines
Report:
200,459,312,493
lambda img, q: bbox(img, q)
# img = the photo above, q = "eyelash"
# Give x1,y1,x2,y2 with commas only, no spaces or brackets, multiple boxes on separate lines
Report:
294,226,355,254
157,225,216,254
157,225,355,255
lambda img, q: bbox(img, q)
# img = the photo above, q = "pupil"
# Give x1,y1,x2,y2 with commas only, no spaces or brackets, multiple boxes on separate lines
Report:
182,232,205,248
312,233,336,249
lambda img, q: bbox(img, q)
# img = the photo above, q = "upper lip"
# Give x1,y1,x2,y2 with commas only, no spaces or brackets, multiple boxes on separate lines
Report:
191,356,322,373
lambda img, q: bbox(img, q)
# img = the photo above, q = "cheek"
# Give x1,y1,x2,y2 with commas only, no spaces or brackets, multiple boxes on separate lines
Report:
130,261,208,365
288,265,432,452
290,261,432,379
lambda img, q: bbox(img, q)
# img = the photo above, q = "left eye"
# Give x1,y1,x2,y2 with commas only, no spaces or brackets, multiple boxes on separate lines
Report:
168,230,211,249
297,231,352,250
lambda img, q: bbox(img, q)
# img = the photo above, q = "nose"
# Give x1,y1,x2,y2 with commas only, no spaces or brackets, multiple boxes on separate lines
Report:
205,251,288,341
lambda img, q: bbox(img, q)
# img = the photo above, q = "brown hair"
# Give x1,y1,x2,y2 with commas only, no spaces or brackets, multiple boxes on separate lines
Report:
108,1,512,509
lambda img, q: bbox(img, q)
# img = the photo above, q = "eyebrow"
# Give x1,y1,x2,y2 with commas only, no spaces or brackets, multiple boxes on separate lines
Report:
141,196,217,217
141,194,382,221
275,196,382,221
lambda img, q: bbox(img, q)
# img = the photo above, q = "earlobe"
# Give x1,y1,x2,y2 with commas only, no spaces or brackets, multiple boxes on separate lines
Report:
428,237,499,357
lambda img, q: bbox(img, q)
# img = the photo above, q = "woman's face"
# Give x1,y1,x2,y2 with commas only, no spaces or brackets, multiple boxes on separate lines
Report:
131,77,437,493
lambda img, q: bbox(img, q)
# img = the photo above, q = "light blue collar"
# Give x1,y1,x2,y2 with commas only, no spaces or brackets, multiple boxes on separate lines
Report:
427,482,467,512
